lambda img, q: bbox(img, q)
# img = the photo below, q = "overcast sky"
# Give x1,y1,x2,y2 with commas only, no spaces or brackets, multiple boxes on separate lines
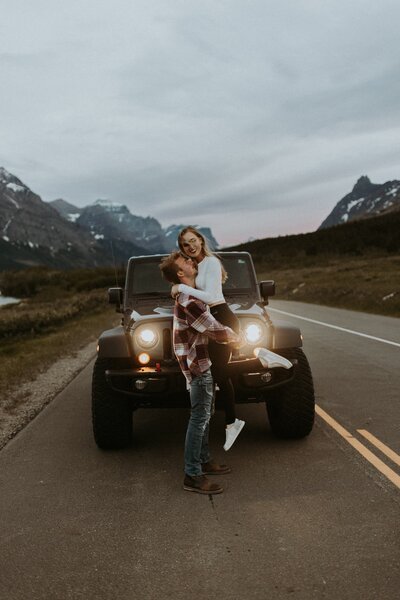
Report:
1,0,399,246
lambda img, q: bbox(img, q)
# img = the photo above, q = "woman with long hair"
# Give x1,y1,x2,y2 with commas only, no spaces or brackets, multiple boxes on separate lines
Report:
172,226,245,451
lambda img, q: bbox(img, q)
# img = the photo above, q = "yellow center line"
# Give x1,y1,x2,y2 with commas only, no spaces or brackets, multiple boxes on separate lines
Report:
315,404,400,490
357,429,400,467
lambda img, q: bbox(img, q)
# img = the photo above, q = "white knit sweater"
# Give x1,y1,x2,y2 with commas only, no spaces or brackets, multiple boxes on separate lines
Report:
178,255,225,305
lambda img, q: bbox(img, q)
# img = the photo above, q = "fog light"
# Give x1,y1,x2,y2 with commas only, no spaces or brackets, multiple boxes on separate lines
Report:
261,372,272,383
138,352,150,365
135,379,147,390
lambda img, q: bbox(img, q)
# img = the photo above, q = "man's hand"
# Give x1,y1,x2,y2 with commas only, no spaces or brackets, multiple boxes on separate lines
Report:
231,330,245,350
171,284,180,298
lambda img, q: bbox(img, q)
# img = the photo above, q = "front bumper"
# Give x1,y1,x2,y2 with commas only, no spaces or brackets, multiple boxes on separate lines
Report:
105,357,295,407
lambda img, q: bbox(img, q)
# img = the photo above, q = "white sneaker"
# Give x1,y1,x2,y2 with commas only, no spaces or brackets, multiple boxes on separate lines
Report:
254,348,292,369
224,419,245,451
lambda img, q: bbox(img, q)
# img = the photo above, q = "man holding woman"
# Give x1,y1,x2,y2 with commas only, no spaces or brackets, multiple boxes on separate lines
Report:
174,227,246,450
160,227,244,493
160,250,242,495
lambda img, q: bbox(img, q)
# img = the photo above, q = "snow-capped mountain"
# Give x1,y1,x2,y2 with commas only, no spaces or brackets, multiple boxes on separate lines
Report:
76,200,167,252
1,167,220,269
0,167,97,268
50,201,220,253
0,168,147,270
319,176,400,229
49,198,82,222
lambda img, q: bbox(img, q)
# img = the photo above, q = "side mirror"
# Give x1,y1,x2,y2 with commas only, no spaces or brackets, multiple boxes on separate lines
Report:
259,280,275,305
108,287,124,312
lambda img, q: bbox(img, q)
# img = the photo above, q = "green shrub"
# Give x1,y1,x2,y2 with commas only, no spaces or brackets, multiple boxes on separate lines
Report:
0,268,54,297
0,289,109,340
0,266,126,298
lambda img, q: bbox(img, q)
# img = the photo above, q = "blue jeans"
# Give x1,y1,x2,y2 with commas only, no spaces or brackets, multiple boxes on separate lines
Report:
184,369,214,476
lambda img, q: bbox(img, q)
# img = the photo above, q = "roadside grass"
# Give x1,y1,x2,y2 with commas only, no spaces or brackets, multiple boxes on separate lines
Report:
0,289,109,339
0,307,120,395
0,267,123,393
256,254,400,317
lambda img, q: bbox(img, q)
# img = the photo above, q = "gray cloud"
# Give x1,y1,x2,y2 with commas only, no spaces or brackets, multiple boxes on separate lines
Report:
1,0,400,245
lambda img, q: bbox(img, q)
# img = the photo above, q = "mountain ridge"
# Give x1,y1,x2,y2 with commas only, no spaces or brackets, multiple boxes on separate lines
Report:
319,175,400,229
227,209,400,263
0,168,219,270
49,198,219,253
2,167,399,272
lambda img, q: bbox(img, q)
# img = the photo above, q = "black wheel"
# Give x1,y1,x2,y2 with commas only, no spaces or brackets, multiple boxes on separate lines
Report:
92,358,133,449
265,348,315,439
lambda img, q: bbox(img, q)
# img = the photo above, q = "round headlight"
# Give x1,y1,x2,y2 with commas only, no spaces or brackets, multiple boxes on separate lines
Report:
138,352,151,365
136,327,159,348
244,322,263,344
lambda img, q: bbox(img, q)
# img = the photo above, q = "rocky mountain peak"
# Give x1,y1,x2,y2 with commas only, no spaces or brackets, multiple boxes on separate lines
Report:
93,199,129,213
0,167,16,183
351,175,374,197
49,199,82,222
0,167,28,192
77,200,167,252
319,175,400,229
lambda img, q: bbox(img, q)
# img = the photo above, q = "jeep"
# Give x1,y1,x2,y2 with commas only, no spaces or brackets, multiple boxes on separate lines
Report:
92,252,315,449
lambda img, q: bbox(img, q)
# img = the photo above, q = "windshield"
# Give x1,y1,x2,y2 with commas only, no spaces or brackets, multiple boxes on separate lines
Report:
126,254,256,297
222,255,254,291
128,261,171,296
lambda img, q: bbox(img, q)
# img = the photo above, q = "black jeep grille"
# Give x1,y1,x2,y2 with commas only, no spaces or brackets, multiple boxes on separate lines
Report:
163,328,173,360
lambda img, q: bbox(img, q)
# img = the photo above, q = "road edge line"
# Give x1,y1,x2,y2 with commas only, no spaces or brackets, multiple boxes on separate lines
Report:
268,307,400,348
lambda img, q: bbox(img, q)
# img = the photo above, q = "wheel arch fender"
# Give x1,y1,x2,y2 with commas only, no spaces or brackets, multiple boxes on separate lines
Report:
97,326,131,358
271,319,302,349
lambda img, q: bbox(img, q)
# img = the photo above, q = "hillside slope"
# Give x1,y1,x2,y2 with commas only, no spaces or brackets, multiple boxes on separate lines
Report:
227,210,400,267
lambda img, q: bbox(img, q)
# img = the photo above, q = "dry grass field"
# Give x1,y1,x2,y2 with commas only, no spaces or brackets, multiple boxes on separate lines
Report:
0,306,119,396
256,254,400,317
0,266,122,391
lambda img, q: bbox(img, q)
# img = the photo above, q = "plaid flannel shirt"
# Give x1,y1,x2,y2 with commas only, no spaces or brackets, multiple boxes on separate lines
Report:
173,292,239,384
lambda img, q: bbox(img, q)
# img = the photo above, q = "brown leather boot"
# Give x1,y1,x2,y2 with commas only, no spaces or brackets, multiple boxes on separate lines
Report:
201,461,232,475
183,474,223,494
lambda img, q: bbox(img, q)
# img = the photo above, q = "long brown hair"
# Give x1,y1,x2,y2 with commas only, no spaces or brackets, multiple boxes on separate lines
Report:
177,226,228,283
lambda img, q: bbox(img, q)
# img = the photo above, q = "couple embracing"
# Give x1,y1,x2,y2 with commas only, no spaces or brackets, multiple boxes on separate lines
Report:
160,227,245,495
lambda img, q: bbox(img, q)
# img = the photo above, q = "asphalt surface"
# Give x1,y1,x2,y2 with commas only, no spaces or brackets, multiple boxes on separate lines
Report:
0,300,399,600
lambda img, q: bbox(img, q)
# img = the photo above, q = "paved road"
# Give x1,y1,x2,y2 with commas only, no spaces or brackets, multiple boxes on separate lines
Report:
0,301,399,600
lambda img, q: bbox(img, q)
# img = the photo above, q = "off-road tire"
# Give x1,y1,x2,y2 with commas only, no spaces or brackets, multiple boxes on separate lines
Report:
265,348,315,438
92,358,133,449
